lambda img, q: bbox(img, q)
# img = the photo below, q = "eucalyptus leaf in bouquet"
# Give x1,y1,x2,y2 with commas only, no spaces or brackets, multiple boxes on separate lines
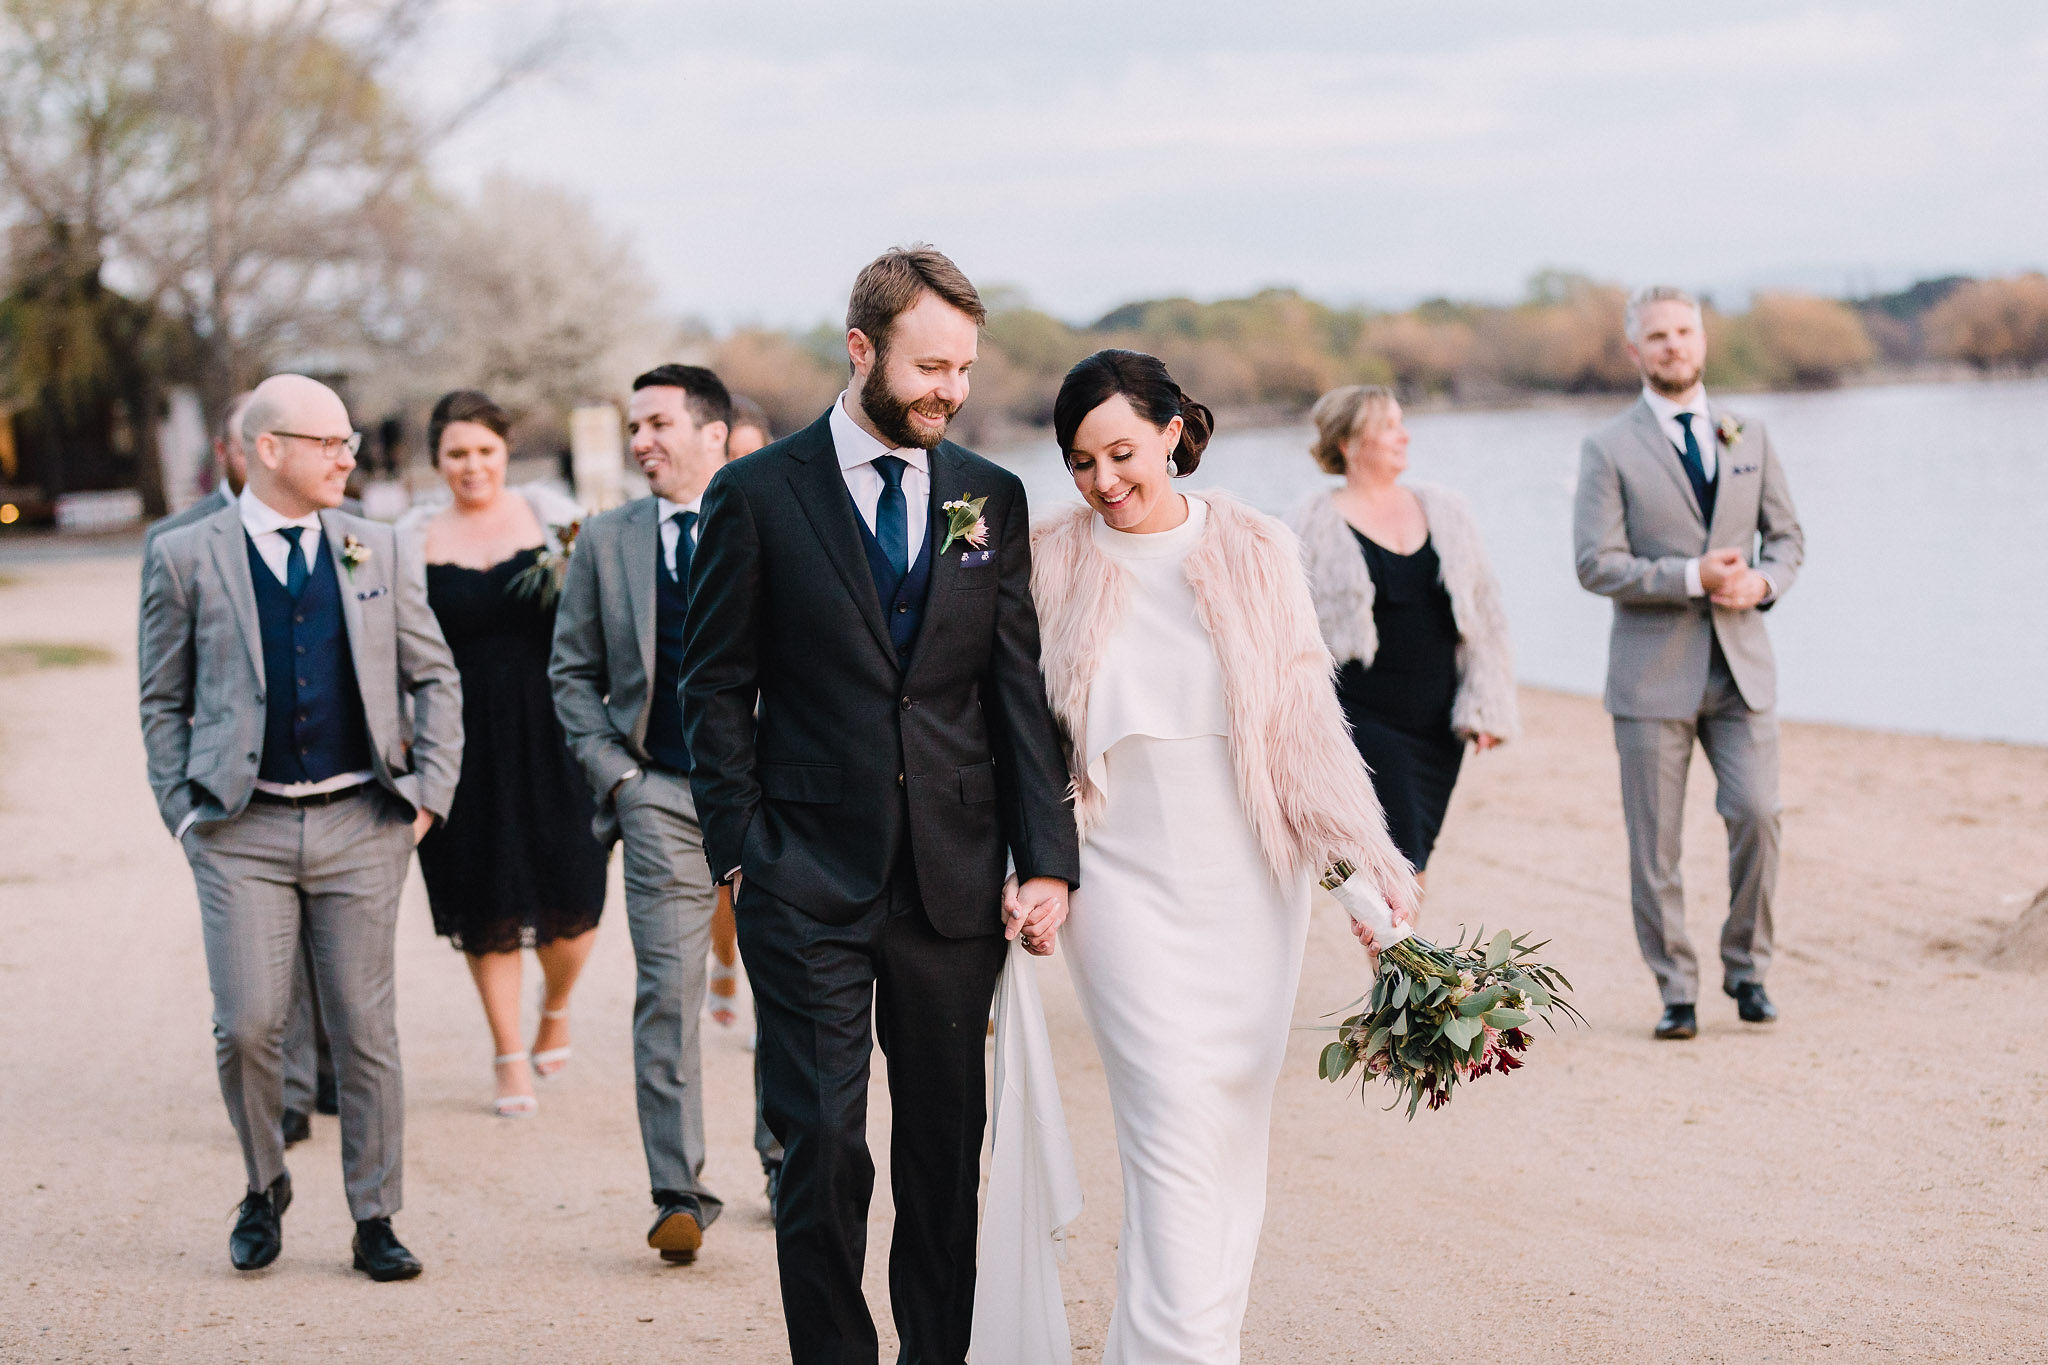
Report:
1316,861,1583,1118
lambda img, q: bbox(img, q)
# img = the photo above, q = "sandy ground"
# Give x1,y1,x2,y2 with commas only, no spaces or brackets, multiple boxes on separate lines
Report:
3,552,2046,1364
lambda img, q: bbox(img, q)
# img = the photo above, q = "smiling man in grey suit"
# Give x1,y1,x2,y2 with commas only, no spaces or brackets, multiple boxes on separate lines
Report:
139,374,462,1278
1574,286,1805,1041
548,363,740,1266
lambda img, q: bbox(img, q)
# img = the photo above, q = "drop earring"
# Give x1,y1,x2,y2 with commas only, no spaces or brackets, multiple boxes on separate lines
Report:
1166,456,1180,477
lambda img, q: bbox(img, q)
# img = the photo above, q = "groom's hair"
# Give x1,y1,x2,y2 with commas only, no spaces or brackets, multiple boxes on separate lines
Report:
632,363,734,429
846,244,985,366
1624,285,1702,343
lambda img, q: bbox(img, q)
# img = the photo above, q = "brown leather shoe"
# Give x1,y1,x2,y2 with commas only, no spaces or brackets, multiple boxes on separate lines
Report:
648,1196,704,1265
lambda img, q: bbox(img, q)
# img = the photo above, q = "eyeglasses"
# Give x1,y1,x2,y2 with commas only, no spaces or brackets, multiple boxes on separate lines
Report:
271,430,363,459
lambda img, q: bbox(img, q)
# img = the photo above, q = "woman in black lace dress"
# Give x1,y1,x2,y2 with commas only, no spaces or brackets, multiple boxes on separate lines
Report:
409,391,607,1116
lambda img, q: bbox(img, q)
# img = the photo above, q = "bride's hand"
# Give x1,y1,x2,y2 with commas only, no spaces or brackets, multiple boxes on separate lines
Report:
1001,875,1022,938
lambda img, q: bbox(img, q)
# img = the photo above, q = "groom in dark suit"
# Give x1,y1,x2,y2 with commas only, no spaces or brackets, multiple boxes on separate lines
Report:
682,245,1080,1365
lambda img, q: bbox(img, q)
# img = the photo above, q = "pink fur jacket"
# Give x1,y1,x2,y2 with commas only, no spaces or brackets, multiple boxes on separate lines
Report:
1030,491,1418,907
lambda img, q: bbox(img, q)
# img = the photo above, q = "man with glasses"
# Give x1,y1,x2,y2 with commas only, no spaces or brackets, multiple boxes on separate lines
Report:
138,374,463,1279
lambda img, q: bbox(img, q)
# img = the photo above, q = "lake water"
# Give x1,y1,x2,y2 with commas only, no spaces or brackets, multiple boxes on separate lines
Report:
988,377,2048,747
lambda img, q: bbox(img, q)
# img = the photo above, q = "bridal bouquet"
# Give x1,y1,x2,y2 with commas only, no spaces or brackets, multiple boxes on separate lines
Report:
506,519,583,609
1316,861,1581,1118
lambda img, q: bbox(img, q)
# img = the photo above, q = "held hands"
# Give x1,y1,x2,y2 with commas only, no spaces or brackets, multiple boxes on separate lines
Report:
1002,875,1070,956
1711,569,1771,611
1697,547,1746,593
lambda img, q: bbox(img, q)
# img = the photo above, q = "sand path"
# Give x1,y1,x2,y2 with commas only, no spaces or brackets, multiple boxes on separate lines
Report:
3,554,2044,1363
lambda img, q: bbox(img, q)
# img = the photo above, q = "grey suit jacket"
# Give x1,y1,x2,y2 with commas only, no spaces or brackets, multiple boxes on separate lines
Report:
137,501,464,836
547,495,664,845
1573,396,1804,719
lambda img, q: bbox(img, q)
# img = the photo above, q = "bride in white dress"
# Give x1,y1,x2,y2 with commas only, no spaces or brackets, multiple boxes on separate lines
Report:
1017,350,1420,1363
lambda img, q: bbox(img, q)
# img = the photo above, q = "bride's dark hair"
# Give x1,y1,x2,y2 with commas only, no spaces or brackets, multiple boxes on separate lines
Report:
1052,349,1214,477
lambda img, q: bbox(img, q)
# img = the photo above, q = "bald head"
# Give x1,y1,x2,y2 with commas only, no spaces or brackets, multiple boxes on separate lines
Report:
243,374,357,516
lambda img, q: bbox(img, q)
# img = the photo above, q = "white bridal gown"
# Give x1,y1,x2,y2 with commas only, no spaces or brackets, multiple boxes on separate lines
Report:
1063,496,1313,1365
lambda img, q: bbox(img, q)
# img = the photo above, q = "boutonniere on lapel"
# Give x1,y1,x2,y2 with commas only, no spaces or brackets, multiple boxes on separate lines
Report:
508,519,582,609
938,496,990,555
1716,415,1744,448
340,535,371,578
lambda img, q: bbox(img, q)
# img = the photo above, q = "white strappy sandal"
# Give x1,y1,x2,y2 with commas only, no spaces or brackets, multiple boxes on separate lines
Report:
707,961,741,1032
492,1052,538,1118
532,1006,573,1078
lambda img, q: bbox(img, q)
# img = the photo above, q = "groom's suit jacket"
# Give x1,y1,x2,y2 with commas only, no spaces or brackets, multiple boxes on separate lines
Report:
1573,396,1804,719
138,501,463,835
681,411,1081,935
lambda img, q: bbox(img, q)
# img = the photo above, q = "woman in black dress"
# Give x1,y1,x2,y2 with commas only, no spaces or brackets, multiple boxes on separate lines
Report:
1290,386,1520,882
409,390,608,1115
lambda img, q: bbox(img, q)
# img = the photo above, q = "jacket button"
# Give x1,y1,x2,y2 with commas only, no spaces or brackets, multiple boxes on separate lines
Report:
897,772,905,787
896,603,909,614
900,696,912,711
246,752,258,762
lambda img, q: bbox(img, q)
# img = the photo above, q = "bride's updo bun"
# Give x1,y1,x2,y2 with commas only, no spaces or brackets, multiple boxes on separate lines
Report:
1053,349,1213,477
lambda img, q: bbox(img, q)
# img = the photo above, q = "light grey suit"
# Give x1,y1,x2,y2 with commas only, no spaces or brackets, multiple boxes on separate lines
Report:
147,487,330,1120
549,496,742,1218
1574,396,1804,1005
139,500,461,1217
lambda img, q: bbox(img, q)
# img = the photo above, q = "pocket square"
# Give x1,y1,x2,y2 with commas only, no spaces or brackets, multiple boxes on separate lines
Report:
355,586,389,601
1729,463,1760,476
959,548,995,567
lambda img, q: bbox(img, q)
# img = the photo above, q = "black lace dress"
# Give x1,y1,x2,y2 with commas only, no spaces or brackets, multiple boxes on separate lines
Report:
1335,530,1466,871
417,548,607,953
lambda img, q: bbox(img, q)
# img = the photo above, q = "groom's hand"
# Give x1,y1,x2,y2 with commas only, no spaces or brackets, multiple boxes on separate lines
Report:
1008,876,1070,956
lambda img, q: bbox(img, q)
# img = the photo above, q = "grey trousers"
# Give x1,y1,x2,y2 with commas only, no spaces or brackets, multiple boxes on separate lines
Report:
614,769,723,1222
182,789,413,1220
1613,648,1781,1006
281,930,332,1116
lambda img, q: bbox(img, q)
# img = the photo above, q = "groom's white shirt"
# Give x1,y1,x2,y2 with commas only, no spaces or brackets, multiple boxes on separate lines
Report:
831,389,930,553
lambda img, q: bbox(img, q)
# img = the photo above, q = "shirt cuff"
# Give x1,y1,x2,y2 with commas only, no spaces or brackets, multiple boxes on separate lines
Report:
1685,557,1705,597
1757,571,1778,605
174,809,200,840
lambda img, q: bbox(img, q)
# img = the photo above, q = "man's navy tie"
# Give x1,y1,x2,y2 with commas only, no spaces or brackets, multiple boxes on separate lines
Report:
1673,412,1716,525
873,455,909,577
277,525,311,598
670,508,698,583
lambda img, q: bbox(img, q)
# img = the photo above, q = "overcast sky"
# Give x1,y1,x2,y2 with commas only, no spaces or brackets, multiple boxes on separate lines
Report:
418,0,2048,329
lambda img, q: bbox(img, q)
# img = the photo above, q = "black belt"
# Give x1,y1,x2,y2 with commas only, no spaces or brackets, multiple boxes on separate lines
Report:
250,782,372,809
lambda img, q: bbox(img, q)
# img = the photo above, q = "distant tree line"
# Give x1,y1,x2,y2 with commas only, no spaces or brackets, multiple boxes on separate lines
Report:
713,269,2048,445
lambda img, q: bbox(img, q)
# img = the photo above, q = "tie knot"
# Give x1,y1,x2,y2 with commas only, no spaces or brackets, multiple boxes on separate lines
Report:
672,509,696,531
873,455,907,490
1674,411,1695,430
278,525,304,546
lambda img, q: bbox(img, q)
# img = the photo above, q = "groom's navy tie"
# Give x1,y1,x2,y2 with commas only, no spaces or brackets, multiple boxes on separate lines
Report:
277,525,311,598
873,455,909,577
1673,412,1716,526
669,509,698,584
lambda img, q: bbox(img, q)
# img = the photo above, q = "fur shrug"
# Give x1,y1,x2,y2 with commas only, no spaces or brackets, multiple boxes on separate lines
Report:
1288,484,1520,742
1030,492,1418,906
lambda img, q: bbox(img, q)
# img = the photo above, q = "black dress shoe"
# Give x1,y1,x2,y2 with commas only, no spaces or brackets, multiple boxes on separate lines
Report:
1727,981,1778,1023
229,1173,292,1270
648,1192,704,1265
281,1108,312,1147
314,1075,339,1116
763,1163,782,1221
1654,1003,1698,1040
351,1218,422,1281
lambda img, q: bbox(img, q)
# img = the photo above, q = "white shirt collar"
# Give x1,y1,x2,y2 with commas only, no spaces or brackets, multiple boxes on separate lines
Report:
655,493,703,521
830,390,930,475
237,485,321,537
1642,384,1710,427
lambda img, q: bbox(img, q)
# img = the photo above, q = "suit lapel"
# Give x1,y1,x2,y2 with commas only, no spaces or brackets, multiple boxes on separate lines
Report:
207,504,266,684
622,497,659,686
320,511,375,697
784,415,896,660
1703,402,1740,545
1629,397,1706,533
905,445,970,671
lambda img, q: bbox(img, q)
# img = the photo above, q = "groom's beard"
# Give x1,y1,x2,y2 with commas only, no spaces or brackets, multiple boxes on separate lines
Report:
861,361,959,450
1644,359,1705,398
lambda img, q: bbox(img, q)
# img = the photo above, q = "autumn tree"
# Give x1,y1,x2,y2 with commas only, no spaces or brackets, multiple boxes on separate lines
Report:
1925,274,2048,371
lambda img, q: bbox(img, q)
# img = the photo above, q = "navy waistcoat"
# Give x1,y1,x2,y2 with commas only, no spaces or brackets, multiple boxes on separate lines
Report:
644,541,694,772
247,531,373,786
852,493,935,665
